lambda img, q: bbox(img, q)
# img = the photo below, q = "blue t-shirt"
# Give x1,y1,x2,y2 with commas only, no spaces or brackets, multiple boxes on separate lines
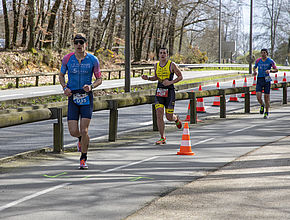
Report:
61,53,101,91
254,57,277,78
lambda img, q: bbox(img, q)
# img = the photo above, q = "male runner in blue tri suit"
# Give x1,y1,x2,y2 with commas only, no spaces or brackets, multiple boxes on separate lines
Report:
141,47,183,145
59,33,102,169
253,48,278,119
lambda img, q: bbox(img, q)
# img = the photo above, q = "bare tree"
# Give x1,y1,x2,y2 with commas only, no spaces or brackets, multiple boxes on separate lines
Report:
82,0,91,43
43,0,62,48
2,0,10,49
12,0,22,47
27,0,35,50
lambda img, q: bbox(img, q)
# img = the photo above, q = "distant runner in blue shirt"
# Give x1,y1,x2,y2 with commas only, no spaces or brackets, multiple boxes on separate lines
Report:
59,33,102,169
253,48,278,119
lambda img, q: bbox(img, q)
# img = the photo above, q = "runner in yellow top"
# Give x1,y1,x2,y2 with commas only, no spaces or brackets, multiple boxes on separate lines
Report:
141,47,183,144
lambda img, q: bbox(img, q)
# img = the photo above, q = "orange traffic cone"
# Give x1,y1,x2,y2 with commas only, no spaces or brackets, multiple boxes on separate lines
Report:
212,82,220,106
184,102,202,122
283,72,287,82
272,73,279,90
229,80,239,102
241,77,247,98
177,122,194,155
196,85,206,113
251,76,257,95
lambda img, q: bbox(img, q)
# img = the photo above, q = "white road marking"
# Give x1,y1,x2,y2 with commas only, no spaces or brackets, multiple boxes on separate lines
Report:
228,125,257,134
191,138,215,146
0,183,71,212
139,121,153,126
0,93,23,98
31,90,56,94
101,156,159,173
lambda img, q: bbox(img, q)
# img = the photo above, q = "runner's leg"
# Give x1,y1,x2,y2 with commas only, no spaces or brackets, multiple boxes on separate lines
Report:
156,106,165,138
79,118,91,153
68,120,81,138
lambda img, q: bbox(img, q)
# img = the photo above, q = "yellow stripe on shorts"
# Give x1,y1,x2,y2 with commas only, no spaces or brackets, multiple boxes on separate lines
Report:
165,108,174,114
155,104,164,109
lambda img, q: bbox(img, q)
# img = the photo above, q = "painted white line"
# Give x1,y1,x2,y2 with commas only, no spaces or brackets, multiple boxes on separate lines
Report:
191,138,215,146
0,183,71,212
101,156,159,173
228,125,256,134
139,121,153,126
31,90,56,94
0,93,23,98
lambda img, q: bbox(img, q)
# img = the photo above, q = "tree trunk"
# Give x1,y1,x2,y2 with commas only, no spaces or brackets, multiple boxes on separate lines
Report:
104,4,116,49
58,0,68,48
21,2,28,47
82,0,91,44
114,3,125,54
2,0,10,49
27,0,35,51
168,1,179,56
12,0,22,47
43,0,62,48
62,0,72,48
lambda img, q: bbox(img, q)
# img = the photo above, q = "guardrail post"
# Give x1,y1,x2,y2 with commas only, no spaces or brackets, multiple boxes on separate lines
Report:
244,87,250,113
108,71,111,80
108,100,118,142
152,104,158,131
189,92,197,124
119,71,121,79
35,76,39,86
282,82,287,104
16,77,19,88
53,75,56,85
219,89,226,118
49,108,63,153
149,69,152,75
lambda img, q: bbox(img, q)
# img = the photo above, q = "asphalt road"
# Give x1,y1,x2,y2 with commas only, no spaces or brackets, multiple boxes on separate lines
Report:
1,102,290,219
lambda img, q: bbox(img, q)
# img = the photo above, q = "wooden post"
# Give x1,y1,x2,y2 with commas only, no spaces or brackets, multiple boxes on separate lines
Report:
16,77,19,88
53,74,56,85
50,108,63,153
119,71,122,79
35,75,39,86
133,70,136,77
283,82,287,104
152,104,158,131
219,89,226,118
108,71,111,80
108,100,118,142
189,92,197,124
244,87,250,113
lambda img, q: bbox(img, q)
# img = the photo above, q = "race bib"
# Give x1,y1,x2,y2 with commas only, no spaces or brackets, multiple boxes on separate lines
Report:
156,88,168,97
265,75,272,82
73,93,90,105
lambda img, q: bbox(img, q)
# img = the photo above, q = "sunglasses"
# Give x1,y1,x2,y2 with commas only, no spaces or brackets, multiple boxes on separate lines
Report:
74,40,85,45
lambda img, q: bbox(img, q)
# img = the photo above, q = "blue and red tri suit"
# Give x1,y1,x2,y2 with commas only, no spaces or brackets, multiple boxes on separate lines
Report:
254,57,277,94
61,52,101,120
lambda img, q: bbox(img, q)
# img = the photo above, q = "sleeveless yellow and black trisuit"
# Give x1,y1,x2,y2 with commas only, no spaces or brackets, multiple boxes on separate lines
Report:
155,60,175,113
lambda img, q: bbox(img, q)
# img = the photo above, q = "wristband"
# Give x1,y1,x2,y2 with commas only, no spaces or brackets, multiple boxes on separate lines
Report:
90,84,95,89
63,86,67,91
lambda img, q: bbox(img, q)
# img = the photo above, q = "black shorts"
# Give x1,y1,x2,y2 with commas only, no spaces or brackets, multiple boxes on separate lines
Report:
67,90,94,120
155,89,175,111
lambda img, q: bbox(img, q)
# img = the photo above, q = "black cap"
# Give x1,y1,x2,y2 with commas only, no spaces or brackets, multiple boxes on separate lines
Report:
74,34,87,42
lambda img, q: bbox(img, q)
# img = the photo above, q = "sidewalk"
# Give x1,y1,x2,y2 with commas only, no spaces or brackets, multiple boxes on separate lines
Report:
125,135,290,220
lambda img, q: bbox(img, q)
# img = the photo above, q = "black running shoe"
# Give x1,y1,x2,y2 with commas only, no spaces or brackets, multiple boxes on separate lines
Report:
260,105,264,114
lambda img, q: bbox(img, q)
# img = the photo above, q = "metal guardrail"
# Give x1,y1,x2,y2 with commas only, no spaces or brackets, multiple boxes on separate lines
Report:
0,67,154,88
1,81,290,153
